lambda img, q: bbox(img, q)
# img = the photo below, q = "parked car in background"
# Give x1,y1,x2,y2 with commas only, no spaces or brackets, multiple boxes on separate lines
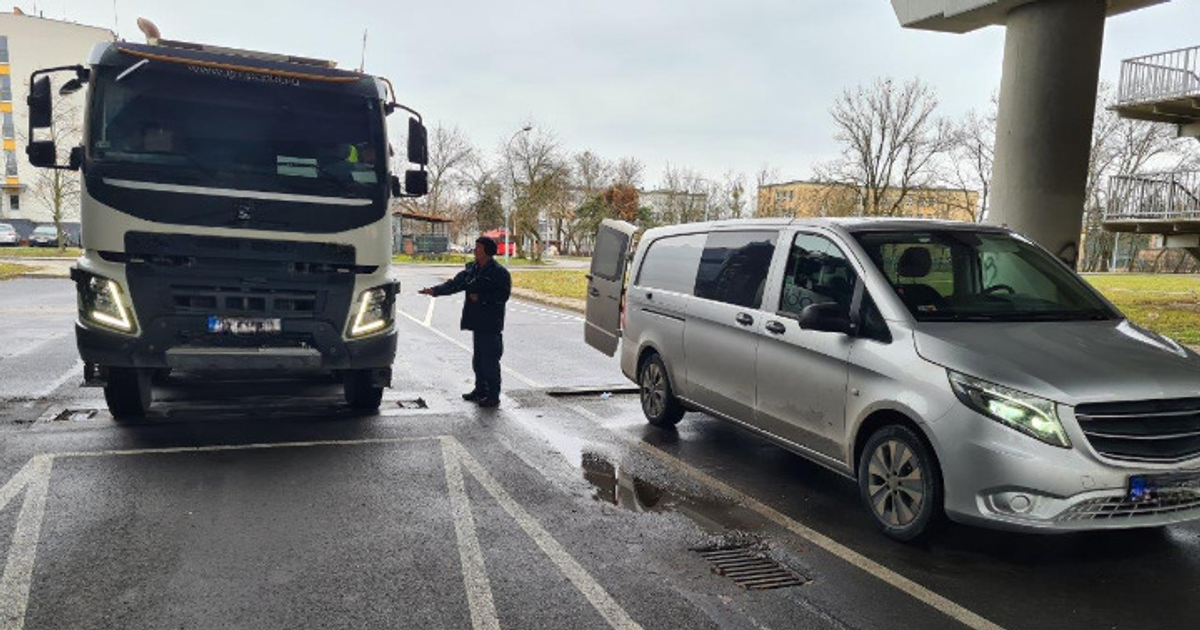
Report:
28,225,59,247
586,217,1200,541
0,223,17,246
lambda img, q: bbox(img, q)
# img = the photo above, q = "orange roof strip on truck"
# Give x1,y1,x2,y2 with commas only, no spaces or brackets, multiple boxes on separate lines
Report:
116,46,362,84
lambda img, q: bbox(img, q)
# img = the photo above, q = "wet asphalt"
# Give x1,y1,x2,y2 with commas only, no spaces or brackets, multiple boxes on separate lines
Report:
0,270,1198,630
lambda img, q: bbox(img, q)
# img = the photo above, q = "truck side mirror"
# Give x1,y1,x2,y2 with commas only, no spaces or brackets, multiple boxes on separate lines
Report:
27,141,57,168
69,146,84,170
59,77,85,96
405,169,429,197
28,75,52,129
391,174,402,197
407,118,428,166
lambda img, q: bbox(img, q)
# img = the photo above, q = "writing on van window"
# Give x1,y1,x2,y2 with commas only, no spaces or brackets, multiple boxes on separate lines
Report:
694,231,777,308
779,233,857,317
635,233,705,294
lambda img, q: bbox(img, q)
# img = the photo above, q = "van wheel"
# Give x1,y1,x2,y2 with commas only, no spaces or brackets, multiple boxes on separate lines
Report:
858,425,943,541
344,369,383,411
639,354,685,428
104,367,152,419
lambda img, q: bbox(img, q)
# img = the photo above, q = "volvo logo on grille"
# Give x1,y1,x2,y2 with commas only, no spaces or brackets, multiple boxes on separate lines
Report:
234,200,254,222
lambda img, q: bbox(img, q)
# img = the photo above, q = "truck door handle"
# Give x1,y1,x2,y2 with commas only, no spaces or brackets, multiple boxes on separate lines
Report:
589,287,600,297
765,321,786,335
735,313,754,326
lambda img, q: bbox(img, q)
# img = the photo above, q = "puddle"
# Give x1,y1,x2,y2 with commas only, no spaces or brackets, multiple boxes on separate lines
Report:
580,450,763,535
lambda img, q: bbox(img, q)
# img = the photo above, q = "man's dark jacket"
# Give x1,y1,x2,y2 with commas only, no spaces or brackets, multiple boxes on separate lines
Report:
430,261,511,332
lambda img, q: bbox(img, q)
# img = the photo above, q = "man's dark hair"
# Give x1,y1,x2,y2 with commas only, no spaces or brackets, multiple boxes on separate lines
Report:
476,236,498,257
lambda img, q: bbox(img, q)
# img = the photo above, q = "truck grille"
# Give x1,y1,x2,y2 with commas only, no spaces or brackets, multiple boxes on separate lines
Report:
1056,490,1200,522
170,286,320,316
1075,398,1200,463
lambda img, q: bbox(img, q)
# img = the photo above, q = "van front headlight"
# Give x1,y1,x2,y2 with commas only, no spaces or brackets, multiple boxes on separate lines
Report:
349,283,396,338
80,275,138,334
947,371,1070,448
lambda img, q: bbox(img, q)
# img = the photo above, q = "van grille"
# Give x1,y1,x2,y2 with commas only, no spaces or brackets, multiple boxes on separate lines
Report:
1056,490,1200,522
1075,398,1200,463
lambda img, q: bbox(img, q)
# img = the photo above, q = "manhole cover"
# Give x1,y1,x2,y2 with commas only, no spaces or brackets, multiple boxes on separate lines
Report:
396,398,428,410
53,408,99,422
694,544,807,590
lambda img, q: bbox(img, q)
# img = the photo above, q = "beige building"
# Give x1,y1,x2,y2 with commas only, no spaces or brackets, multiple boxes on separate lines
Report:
0,10,113,229
757,180,979,223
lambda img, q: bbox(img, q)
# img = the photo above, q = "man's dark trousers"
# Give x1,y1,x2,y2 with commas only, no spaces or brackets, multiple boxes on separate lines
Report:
472,331,503,398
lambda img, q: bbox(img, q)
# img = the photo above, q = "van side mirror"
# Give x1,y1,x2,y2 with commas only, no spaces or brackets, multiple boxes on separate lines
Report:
407,118,428,166
405,169,429,196
28,75,52,128
798,303,853,335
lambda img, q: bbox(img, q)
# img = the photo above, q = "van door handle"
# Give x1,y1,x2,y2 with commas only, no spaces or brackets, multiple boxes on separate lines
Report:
589,287,600,297
645,292,653,301
735,313,754,326
765,321,786,335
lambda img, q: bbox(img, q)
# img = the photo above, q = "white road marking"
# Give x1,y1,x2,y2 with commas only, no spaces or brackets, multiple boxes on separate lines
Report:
440,438,500,630
55,436,435,458
447,438,643,630
0,461,39,517
0,455,53,630
396,309,542,388
30,360,83,400
510,300,584,322
423,298,437,327
567,405,1007,630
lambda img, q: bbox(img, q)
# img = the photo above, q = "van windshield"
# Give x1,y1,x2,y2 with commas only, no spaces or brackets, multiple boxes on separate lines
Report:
852,230,1118,322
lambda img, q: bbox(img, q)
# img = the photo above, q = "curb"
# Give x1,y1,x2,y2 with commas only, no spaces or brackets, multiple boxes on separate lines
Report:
510,287,585,314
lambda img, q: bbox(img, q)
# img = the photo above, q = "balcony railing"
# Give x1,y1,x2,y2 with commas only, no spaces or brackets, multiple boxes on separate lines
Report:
1118,45,1200,107
1105,171,1200,223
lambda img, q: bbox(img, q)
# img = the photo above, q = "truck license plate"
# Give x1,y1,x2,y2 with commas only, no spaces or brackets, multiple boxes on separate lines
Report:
207,316,282,334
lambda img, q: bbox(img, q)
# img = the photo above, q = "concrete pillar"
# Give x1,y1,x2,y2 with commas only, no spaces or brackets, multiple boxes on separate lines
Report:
989,0,1107,267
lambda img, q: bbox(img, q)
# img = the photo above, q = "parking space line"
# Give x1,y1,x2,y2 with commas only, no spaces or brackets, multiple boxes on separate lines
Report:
441,438,500,630
30,360,82,401
567,405,1007,630
447,437,644,630
54,436,436,458
423,298,437,327
396,309,543,388
0,455,53,630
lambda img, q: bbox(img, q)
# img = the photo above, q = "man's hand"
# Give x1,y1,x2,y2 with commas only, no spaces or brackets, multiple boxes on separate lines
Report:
468,293,479,302
418,288,436,296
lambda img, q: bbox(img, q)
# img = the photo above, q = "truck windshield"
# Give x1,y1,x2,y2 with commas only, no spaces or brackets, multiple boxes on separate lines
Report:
87,65,383,197
852,230,1118,322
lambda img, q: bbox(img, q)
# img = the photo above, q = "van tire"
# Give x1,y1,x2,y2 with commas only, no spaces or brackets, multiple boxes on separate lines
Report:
638,354,685,428
104,367,152,419
858,424,943,542
344,369,384,411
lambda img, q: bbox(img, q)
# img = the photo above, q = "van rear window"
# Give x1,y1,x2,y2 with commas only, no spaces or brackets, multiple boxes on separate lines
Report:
635,233,705,294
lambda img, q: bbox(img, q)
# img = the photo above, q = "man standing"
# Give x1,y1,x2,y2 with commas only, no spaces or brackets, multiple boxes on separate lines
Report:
419,237,511,407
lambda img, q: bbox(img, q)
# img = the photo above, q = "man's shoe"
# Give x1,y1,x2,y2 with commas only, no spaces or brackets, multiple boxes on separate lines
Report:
462,391,482,402
477,397,500,408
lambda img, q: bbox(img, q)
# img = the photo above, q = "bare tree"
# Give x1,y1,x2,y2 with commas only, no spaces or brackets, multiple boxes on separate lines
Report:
1080,83,1183,271
754,165,781,217
816,77,951,216
721,170,747,219
503,127,568,260
24,100,82,251
945,94,997,222
395,124,477,242
614,157,644,189
659,163,709,224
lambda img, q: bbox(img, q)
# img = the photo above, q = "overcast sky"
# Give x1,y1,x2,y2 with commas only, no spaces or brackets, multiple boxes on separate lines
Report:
36,0,1200,186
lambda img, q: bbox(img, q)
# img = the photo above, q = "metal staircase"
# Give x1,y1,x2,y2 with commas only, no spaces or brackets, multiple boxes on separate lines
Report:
1104,46,1200,259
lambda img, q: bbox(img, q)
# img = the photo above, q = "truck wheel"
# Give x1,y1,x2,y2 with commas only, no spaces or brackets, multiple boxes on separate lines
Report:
858,424,944,542
344,369,383,411
104,367,152,419
639,354,685,428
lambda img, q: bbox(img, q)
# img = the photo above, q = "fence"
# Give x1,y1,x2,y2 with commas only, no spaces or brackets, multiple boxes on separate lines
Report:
1118,45,1200,106
1105,171,1200,223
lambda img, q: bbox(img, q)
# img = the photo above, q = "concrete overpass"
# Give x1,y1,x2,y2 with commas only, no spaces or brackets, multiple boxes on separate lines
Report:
891,0,1175,265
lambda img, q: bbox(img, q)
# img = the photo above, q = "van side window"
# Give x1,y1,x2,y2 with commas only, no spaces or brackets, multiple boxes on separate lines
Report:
635,233,706,294
693,231,777,308
779,233,857,317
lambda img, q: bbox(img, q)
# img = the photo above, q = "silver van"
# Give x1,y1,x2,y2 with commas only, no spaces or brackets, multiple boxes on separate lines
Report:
584,218,1200,540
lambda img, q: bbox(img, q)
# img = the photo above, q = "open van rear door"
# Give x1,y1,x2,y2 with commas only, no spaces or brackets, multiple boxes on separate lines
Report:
585,219,638,356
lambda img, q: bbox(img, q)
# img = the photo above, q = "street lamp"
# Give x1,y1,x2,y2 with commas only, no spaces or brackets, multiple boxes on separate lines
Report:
504,125,533,263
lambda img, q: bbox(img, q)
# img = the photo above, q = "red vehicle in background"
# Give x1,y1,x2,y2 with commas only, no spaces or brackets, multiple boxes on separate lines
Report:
483,229,516,256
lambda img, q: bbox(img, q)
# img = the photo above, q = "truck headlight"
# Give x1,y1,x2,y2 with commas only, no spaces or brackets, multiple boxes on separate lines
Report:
349,284,395,338
948,371,1070,448
81,275,138,334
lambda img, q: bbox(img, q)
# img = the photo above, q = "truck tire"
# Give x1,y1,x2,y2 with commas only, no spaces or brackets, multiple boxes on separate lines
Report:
104,367,152,419
344,369,384,411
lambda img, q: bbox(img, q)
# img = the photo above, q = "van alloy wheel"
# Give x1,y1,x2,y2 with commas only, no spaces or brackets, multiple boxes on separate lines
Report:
638,354,685,427
866,439,925,527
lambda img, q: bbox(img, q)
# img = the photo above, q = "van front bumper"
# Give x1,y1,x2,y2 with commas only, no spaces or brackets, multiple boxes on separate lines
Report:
933,405,1200,532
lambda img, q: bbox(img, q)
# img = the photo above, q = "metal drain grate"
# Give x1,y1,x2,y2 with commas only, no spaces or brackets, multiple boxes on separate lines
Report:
395,398,428,410
695,545,807,590
52,409,99,422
